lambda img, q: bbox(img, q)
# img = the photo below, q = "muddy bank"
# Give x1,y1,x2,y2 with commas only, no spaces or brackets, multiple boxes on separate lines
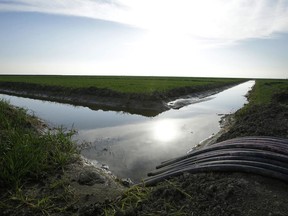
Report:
0,81,242,117
1,156,126,216
217,102,288,142
135,172,288,216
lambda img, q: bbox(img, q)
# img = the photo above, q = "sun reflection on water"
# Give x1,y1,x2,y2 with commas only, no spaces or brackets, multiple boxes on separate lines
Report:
153,120,179,142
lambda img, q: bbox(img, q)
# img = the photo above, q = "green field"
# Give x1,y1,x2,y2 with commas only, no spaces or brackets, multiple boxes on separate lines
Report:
248,79,288,105
0,75,245,94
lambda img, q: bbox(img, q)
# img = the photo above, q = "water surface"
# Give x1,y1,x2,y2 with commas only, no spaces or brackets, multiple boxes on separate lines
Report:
0,81,254,182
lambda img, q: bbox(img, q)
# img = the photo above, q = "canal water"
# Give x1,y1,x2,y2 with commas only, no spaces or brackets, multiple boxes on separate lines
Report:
0,81,254,182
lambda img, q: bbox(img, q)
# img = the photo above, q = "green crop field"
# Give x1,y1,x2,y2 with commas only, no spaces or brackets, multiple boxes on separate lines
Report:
0,75,244,94
248,79,288,105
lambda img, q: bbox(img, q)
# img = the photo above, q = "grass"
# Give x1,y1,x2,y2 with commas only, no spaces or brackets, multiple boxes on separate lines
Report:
0,99,78,214
236,79,288,116
103,180,194,216
0,75,245,94
103,184,153,215
248,79,288,105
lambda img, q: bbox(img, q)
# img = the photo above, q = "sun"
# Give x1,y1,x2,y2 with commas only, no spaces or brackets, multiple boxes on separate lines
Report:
153,120,179,142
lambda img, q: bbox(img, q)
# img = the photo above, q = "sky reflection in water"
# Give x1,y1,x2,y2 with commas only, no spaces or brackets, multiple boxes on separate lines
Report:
78,81,255,182
0,81,254,182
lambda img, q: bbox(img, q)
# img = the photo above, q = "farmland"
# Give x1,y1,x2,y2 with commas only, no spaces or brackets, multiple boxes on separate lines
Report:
0,75,244,94
247,79,288,105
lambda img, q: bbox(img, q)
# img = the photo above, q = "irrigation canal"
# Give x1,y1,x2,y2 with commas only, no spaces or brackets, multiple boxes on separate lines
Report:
0,81,255,182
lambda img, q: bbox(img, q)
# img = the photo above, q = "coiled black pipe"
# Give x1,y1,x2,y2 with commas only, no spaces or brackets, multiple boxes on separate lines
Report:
148,151,288,176
161,136,288,165
143,137,288,186
149,159,288,178
144,164,288,186
158,137,288,169
154,149,288,174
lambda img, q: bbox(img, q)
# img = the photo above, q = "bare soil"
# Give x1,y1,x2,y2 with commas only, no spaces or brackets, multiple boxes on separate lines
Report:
0,156,125,216
130,172,288,216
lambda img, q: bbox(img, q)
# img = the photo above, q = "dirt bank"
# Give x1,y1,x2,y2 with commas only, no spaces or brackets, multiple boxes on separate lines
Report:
0,81,241,117
133,172,288,216
1,155,127,216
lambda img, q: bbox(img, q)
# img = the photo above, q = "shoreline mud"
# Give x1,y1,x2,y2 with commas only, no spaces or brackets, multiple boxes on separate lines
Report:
194,113,236,148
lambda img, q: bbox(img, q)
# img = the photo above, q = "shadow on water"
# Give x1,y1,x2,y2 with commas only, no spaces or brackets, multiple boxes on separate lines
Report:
0,89,164,117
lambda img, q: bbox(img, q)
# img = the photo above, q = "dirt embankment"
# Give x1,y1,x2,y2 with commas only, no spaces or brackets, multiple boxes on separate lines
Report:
1,156,126,216
0,81,242,117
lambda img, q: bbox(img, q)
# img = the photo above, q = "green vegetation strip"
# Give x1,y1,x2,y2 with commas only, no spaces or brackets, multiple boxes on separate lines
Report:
0,75,244,94
0,100,78,214
247,79,288,105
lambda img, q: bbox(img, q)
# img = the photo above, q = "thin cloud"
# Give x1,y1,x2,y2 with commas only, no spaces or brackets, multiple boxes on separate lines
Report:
1,0,288,44
0,0,126,22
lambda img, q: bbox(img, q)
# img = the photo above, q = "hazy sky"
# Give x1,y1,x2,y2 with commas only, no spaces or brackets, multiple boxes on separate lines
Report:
0,0,288,78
